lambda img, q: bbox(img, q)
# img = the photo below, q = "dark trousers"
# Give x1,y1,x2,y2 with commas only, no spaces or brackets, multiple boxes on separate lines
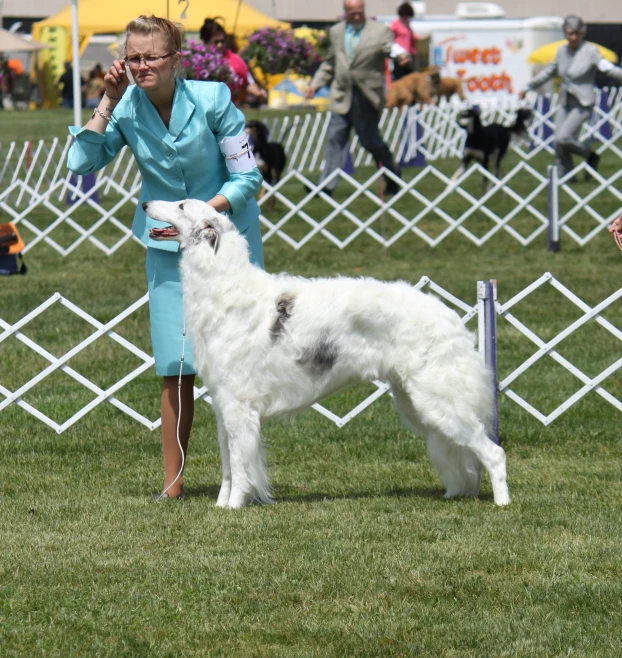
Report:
319,87,400,191
392,61,414,80
554,96,593,176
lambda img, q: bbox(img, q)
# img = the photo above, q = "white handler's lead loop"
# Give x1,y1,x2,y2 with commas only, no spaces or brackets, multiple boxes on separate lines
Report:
156,324,187,501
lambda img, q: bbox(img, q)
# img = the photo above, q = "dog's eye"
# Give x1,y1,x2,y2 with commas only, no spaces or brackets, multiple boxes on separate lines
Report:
178,202,185,211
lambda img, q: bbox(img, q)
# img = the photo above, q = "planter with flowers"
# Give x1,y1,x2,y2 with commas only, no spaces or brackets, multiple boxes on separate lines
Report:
179,40,244,88
240,27,325,89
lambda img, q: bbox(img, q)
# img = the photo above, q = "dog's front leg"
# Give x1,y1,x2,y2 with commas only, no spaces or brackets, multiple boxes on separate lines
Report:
451,161,467,183
214,409,232,508
481,157,492,195
219,397,271,509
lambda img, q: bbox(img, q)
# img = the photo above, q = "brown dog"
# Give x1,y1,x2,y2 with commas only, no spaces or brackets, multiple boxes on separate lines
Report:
429,73,466,102
386,67,440,109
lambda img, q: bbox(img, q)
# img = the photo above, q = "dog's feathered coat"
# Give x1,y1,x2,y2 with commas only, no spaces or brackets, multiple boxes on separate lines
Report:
144,199,510,509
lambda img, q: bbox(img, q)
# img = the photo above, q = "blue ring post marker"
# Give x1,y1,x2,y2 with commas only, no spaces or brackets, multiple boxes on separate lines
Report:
482,280,500,445
547,164,560,252
66,173,98,206
399,106,427,169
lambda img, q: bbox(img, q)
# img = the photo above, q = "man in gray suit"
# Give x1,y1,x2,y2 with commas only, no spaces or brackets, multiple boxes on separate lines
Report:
519,15,622,180
305,0,411,196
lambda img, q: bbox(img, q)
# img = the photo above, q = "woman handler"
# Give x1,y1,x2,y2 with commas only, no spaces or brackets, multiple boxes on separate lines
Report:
67,14,264,500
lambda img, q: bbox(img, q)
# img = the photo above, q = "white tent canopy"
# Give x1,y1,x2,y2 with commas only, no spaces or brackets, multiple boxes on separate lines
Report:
0,28,48,53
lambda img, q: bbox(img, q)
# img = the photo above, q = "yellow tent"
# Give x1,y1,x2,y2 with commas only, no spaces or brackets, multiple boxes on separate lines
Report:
33,0,288,107
33,0,288,52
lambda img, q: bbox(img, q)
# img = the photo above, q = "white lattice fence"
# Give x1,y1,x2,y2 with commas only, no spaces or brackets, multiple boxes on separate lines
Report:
2,165,618,255
495,273,622,425
2,91,621,255
0,276,472,433
1,275,620,432
265,160,552,249
254,88,622,169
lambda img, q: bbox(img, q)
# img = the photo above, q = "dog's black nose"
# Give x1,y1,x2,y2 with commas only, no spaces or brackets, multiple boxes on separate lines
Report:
142,202,149,211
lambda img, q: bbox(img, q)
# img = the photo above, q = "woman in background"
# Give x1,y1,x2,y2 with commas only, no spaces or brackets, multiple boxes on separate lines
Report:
390,2,418,80
519,15,622,180
67,14,264,501
82,65,106,108
199,17,267,107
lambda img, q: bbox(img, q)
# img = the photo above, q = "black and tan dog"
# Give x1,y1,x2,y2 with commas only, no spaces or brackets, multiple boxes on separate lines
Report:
452,107,533,192
245,120,287,189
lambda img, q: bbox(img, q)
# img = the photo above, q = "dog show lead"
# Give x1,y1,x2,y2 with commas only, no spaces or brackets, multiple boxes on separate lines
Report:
67,14,264,501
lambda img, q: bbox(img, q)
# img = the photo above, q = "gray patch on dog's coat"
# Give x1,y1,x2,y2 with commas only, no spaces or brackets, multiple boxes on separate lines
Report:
270,294,295,341
297,339,339,376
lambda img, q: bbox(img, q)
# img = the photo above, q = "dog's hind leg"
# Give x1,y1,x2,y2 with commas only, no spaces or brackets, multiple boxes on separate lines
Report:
217,396,272,508
391,384,482,498
426,432,482,498
481,155,493,195
392,379,510,505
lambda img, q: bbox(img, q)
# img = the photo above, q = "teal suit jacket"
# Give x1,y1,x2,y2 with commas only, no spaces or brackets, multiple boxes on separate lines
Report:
67,79,263,252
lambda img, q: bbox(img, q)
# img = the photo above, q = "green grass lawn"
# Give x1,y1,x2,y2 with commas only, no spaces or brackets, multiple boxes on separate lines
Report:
1,109,621,657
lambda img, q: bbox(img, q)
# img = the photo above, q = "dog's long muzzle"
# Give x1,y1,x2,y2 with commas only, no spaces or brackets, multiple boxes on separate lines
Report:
149,225,179,240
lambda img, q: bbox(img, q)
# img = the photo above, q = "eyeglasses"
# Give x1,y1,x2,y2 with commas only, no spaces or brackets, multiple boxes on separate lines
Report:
210,39,226,45
124,53,174,68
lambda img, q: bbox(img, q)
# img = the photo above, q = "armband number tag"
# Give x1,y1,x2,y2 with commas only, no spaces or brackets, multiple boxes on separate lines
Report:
218,134,257,174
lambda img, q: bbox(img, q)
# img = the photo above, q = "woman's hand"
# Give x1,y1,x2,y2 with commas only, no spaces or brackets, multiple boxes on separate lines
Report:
104,59,130,100
208,194,231,213
608,215,622,235
518,90,526,101
247,83,267,105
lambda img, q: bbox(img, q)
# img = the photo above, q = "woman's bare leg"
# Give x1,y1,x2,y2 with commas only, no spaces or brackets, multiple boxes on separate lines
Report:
159,374,195,497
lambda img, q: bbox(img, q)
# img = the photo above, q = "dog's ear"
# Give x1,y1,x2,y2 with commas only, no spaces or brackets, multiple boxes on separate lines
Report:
199,221,220,254
520,108,534,121
258,122,269,140
427,65,441,79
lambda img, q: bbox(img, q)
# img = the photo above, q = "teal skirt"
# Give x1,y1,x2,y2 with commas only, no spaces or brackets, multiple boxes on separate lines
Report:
146,219,265,376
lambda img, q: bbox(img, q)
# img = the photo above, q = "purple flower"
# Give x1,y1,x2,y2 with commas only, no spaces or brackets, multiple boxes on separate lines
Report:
240,27,329,78
180,40,234,84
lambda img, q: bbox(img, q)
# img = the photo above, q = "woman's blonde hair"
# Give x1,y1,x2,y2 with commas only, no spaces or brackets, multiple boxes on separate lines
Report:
123,14,185,56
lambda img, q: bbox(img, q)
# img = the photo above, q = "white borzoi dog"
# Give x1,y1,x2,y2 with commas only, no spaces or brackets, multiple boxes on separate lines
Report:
144,199,510,509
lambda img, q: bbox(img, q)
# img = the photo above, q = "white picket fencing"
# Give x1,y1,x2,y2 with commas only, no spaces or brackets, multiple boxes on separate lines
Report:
1,90,622,255
1,274,620,432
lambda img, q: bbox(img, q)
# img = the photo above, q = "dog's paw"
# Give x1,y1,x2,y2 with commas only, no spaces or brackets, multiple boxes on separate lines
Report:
494,493,511,506
215,482,232,508
226,490,251,508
